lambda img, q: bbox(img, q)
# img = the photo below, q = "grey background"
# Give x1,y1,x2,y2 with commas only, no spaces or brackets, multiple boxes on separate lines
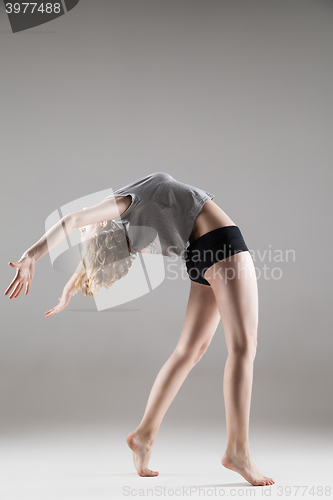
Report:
1,0,332,442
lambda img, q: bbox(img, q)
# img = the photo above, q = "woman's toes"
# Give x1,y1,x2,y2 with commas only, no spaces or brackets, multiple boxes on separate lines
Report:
139,469,159,477
262,476,274,485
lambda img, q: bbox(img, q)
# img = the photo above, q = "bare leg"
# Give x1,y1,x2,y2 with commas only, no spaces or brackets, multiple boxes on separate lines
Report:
126,280,221,476
204,251,274,486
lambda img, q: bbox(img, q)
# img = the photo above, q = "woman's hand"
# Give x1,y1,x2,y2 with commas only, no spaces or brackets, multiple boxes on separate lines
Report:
4,255,36,299
44,288,73,318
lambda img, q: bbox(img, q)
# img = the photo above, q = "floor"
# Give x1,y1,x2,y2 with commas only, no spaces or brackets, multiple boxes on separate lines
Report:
1,421,332,500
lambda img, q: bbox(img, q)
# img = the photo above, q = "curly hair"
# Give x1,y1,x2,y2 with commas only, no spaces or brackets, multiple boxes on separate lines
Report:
73,221,137,297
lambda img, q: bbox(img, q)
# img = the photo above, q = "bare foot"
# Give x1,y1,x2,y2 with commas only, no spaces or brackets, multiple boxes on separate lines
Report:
126,430,159,477
221,451,275,486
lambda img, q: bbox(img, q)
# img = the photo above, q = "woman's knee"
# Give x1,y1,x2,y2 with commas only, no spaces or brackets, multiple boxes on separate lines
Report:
192,342,210,364
174,342,210,365
227,330,257,357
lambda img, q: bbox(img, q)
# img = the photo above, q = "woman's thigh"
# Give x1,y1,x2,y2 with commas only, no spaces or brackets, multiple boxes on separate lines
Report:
203,251,258,353
175,280,221,358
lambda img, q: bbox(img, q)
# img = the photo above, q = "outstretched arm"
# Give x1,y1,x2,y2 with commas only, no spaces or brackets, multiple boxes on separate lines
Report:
44,260,85,318
4,195,127,299
22,196,126,262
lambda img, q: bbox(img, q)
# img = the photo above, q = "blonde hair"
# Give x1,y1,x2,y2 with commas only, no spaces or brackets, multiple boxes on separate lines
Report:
73,221,137,297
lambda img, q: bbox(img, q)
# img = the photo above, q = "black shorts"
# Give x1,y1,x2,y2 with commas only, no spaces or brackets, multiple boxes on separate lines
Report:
184,225,250,286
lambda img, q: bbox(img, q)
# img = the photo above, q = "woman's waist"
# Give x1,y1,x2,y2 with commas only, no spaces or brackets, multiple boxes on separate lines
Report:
188,199,237,244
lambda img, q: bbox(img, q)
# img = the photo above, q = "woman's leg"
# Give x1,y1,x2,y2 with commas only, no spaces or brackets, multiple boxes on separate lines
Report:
204,250,274,486
126,280,221,476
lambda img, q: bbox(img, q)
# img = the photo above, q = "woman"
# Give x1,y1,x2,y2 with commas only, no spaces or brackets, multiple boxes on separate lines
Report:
4,172,274,486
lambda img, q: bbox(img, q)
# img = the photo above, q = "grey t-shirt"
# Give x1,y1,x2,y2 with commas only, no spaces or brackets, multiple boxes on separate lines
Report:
105,172,214,260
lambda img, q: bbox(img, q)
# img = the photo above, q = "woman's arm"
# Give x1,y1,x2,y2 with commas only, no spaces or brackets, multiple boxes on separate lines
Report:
64,259,85,293
24,196,127,262
23,213,75,262
5,195,128,299
44,260,85,318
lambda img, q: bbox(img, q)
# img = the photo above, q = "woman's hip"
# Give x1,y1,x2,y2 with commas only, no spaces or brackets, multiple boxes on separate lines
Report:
184,225,251,286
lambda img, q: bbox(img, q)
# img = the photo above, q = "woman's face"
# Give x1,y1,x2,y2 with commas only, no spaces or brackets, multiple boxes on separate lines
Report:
79,223,98,244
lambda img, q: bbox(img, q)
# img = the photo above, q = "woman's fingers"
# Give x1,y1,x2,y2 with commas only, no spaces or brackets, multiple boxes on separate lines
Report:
12,283,23,299
5,262,21,295
45,306,57,314
46,309,58,317
9,282,22,299
6,277,31,298
45,305,62,317
45,309,55,317
5,259,34,298
4,275,19,295
45,295,70,317
13,283,24,298
6,278,31,298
